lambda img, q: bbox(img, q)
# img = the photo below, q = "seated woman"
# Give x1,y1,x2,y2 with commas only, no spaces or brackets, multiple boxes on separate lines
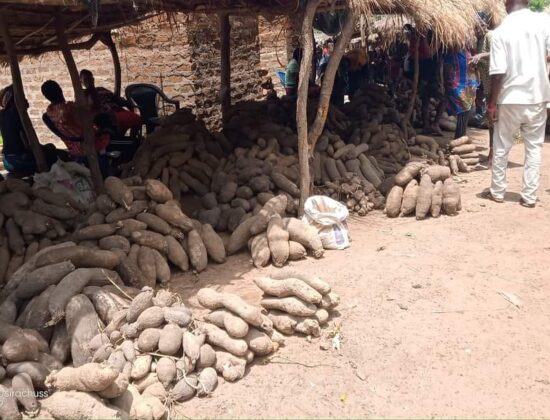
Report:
41,80,110,174
80,69,142,136
0,85,66,173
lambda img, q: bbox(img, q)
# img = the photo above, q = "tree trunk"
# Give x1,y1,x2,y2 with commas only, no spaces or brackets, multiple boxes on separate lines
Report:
405,39,419,122
296,0,321,215
0,15,48,173
307,12,355,149
219,13,231,123
55,15,104,193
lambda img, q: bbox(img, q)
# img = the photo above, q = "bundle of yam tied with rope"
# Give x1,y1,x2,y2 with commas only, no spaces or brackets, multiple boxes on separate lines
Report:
0,258,339,418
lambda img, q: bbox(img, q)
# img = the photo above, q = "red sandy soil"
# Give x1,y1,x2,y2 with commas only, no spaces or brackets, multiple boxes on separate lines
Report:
170,128,550,418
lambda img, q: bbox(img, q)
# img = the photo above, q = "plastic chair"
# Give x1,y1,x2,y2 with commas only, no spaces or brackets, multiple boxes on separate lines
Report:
276,71,286,87
125,84,180,134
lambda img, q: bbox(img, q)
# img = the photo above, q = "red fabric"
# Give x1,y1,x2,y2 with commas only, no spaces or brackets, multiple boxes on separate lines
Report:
47,102,81,139
114,110,142,132
46,102,109,157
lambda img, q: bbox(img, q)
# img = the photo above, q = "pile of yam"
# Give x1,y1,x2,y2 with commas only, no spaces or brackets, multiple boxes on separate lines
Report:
75,175,226,277
121,95,411,227
0,260,338,418
196,287,282,382
237,196,325,267
384,162,462,219
255,269,340,338
0,263,206,419
410,134,481,173
438,112,458,133
0,178,89,286
321,84,414,180
123,108,304,226
119,92,475,230
446,136,482,169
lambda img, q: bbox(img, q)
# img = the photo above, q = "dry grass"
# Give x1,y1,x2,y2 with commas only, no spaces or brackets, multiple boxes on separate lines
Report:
0,0,506,62
351,0,505,48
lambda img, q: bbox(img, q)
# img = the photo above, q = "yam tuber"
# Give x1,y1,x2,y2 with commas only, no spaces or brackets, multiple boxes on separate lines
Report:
400,179,419,216
197,288,269,330
254,277,322,304
261,297,317,317
266,215,289,267
442,177,461,216
415,174,434,220
385,185,404,218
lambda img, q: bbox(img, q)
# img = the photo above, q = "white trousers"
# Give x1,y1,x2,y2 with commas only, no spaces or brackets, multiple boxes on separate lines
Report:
491,104,547,204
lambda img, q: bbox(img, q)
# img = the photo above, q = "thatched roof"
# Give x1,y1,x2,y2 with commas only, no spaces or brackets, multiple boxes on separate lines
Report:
366,0,505,51
0,0,505,58
352,0,506,48
0,1,160,55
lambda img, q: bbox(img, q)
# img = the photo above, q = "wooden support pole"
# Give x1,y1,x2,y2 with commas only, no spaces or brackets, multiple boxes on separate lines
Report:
405,38,419,122
296,0,321,215
310,28,316,84
55,15,104,192
308,12,355,151
0,15,48,172
219,13,231,123
360,14,366,48
101,32,122,97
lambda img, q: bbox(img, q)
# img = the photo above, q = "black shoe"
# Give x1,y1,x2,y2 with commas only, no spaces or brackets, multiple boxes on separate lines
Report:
519,198,536,208
481,189,504,203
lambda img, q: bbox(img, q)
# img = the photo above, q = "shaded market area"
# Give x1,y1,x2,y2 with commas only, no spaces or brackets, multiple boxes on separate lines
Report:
3,0,549,418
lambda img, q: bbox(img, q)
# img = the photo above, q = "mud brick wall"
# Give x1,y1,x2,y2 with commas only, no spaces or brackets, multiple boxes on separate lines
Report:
0,12,264,145
187,13,263,128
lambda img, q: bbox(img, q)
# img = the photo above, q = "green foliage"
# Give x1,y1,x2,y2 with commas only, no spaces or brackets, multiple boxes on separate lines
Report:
529,0,550,12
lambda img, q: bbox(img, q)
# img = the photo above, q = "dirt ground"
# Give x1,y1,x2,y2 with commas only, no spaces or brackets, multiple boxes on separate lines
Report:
170,128,550,418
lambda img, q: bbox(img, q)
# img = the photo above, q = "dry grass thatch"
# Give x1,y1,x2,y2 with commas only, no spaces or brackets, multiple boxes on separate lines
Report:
350,0,506,49
0,0,506,59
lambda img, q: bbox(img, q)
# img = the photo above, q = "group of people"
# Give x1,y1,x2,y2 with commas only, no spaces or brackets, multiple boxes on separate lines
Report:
0,69,142,174
403,17,490,142
41,70,142,162
284,39,367,105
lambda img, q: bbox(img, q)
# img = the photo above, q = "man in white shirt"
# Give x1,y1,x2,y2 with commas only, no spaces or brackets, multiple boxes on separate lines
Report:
485,0,550,208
